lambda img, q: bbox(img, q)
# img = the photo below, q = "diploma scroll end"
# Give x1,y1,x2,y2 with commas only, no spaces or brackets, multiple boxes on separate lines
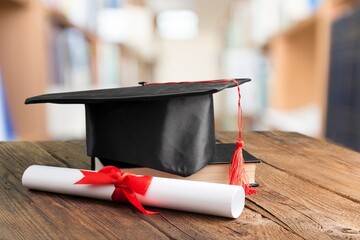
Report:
230,186,245,218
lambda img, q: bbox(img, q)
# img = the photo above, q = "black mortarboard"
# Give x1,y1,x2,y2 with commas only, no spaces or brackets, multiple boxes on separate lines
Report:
25,79,250,178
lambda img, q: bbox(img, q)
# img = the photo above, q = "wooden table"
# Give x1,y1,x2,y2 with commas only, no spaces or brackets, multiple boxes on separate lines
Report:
1,132,360,239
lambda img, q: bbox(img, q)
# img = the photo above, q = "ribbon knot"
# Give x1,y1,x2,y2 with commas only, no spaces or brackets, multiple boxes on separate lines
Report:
75,166,157,215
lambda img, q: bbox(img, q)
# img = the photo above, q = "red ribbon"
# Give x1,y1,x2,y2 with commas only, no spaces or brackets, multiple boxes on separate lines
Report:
75,166,157,215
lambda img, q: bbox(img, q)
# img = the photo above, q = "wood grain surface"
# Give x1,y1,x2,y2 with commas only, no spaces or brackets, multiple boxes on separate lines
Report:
1,132,359,239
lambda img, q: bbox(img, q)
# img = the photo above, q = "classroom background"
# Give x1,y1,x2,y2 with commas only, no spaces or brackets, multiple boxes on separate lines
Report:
0,0,359,152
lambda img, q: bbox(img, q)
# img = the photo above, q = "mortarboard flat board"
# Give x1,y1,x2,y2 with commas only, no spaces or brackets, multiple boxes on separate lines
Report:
25,78,250,177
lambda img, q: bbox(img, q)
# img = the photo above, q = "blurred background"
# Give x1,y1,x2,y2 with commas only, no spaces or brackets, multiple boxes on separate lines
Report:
0,0,359,152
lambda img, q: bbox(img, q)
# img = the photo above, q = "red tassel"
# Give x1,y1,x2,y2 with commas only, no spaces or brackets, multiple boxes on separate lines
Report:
229,141,256,194
228,81,256,195
229,141,243,185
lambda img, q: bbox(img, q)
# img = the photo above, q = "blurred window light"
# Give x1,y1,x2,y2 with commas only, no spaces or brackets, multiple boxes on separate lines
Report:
157,10,198,40
97,7,154,45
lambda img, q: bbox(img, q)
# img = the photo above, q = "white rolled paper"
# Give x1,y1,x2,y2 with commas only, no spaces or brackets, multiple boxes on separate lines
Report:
22,165,245,218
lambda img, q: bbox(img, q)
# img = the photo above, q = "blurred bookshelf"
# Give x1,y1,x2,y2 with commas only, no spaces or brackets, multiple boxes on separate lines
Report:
2,0,359,144
263,0,359,138
0,0,156,140
219,0,323,134
217,0,359,139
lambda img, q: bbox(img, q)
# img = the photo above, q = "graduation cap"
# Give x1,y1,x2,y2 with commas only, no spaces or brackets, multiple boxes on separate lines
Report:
25,78,255,194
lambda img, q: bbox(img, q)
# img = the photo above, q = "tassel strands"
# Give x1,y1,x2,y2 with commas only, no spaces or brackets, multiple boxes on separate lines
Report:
227,80,256,194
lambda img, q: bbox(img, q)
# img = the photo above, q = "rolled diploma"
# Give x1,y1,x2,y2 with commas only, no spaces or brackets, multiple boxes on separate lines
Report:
22,165,245,218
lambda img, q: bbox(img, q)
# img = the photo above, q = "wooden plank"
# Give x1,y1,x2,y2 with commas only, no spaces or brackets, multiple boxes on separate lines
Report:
249,131,360,202
0,140,304,239
33,141,301,239
34,141,90,169
217,131,360,202
0,142,169,239
7,134,358,239
217,132,360,239
1,163,61,239
248,163,360,239
155,208,302,240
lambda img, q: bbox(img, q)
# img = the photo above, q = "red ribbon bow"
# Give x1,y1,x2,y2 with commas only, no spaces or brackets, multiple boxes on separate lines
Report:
75,166,157,215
